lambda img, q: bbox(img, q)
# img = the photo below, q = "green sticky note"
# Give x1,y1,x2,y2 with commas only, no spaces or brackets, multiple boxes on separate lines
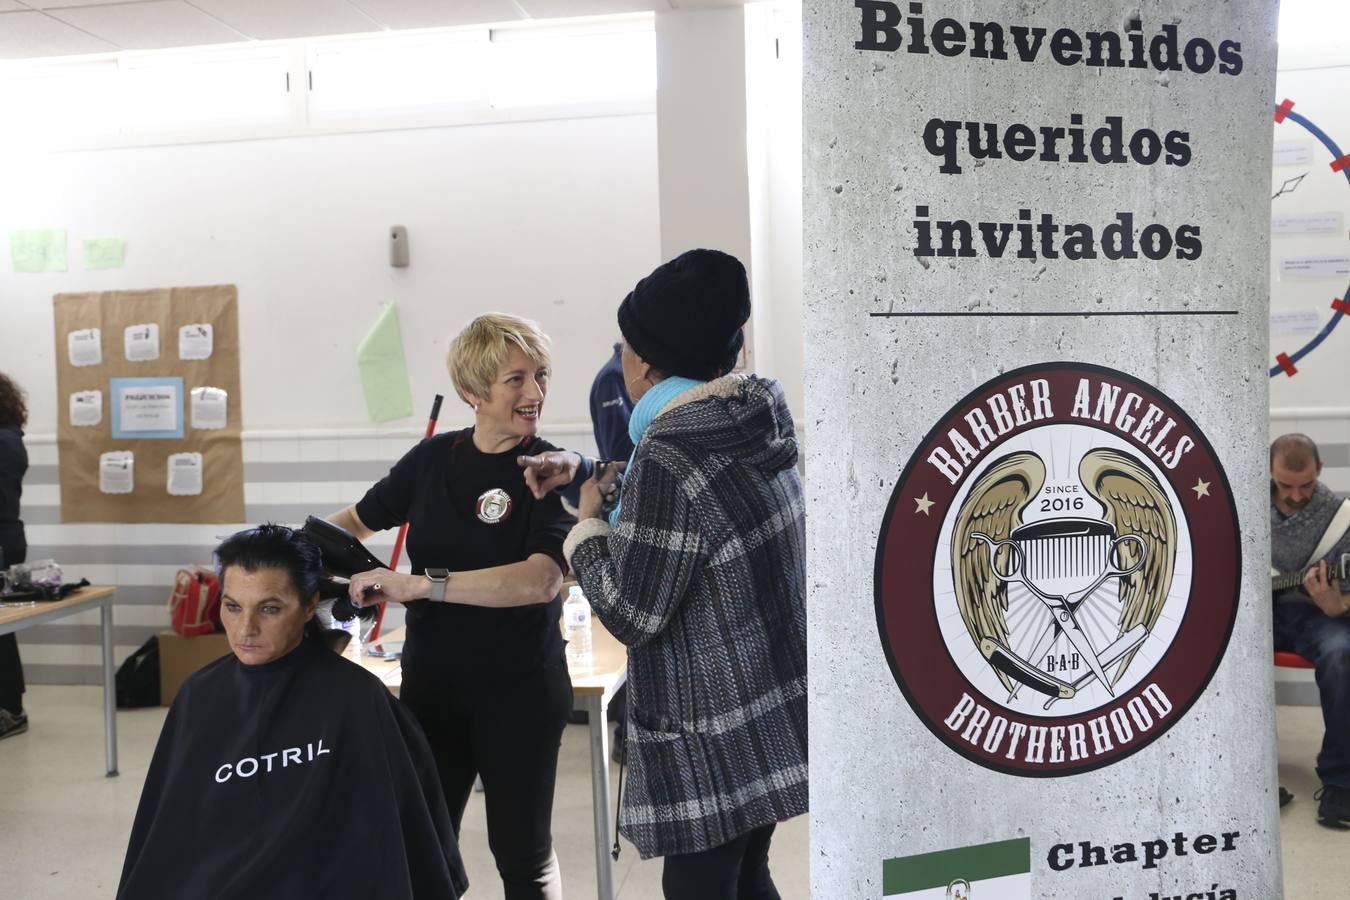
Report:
356,304,414,423
10,229,67,273
83,238,125,270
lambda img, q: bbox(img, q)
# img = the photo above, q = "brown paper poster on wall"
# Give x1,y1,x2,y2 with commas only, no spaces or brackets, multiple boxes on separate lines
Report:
53,285,245,523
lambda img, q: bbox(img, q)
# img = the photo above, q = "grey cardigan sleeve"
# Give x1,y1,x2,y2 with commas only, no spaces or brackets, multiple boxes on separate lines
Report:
562,452,703,648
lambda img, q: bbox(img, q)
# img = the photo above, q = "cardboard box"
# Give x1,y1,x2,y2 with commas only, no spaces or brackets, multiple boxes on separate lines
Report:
159,630,232,706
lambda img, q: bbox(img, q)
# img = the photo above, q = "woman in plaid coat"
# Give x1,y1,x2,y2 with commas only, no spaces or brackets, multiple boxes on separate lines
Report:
561,250,808,899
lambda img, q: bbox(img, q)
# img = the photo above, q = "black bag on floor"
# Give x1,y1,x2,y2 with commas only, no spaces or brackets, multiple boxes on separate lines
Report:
116,636,160,709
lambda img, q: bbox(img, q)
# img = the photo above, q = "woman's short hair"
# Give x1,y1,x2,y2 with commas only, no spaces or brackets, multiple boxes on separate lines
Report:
446,314,551,406
0,373,28,429
214,524,323,603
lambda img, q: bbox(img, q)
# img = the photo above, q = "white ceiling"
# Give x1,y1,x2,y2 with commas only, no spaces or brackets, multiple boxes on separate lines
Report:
0,0,752,59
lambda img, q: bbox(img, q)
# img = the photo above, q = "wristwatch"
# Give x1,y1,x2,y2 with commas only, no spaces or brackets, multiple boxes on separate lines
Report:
425,568,450,602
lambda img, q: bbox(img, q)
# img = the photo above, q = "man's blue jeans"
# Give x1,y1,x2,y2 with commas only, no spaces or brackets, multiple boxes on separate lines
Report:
1274,599,1350,787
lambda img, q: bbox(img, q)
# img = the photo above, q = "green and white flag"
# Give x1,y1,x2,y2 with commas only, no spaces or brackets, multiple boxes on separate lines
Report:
882,838,1031,899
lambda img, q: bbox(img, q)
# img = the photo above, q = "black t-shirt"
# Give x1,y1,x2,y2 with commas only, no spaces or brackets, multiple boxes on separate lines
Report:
355,429,574,675
0,426,27,562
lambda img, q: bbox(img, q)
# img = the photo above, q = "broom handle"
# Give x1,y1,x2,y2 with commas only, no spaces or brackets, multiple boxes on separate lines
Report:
369,394,443,641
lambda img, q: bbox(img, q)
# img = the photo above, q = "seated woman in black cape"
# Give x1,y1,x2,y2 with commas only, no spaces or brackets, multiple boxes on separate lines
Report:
118,524,468,900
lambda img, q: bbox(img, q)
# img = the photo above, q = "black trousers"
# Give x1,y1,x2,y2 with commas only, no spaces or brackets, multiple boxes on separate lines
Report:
662,823,781,900
401,658,572,900
1274,600,1350,786
0,540,25,714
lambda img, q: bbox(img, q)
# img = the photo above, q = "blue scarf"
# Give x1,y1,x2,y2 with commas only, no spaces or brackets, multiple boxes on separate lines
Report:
608,376,704,528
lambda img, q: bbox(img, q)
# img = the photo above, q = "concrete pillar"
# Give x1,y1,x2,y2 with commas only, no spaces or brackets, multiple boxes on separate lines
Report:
655,7,752,264
805,2,1281,897
745,0,804,417
654,7,755,367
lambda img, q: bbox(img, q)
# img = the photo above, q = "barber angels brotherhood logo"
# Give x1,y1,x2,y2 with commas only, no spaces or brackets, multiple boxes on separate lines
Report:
875,363,1240,776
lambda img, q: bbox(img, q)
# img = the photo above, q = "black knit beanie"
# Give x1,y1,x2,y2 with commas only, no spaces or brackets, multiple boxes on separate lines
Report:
617,249,750,380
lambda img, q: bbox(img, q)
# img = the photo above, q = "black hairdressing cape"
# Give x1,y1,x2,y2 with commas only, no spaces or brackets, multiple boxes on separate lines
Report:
118,637,468,900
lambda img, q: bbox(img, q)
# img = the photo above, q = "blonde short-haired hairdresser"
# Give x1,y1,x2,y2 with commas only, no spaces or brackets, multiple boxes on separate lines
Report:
329,313,575,900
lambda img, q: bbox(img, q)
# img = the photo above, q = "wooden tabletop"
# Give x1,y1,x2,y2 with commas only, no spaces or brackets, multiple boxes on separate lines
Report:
0,584,116,630
361,617,628,696
564,618,628,696
361,627,406,692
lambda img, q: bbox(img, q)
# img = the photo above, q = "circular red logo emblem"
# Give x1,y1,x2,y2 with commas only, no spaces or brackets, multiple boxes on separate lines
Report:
476,488,513,524
875,362,1239,777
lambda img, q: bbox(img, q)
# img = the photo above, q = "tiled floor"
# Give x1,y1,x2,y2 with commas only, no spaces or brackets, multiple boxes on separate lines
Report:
0,686,1343,898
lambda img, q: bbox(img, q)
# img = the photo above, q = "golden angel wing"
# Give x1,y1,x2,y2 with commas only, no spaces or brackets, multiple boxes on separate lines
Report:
951,452,1046,692
1078,448,1177,685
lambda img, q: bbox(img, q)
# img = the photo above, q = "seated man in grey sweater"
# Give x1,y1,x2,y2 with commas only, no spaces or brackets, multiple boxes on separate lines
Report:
1271,434,1350,828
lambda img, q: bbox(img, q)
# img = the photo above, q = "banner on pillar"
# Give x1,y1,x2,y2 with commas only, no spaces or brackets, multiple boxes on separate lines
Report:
805,2,1279,899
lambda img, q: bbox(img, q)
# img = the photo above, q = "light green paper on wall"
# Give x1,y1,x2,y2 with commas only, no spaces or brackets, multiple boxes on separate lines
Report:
83,238,125,270
10,229,67,273
357,303,414,423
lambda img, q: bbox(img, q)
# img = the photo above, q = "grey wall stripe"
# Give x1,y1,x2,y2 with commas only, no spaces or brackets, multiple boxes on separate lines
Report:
23,507,80,526
242,504,329,525
11,585,171,606
245,461,392,482
25,664,104,686
27,543,390,568
33,659,1313,699
24,442,1348,490
19,623,161,646
22,460,393,488
22,504,326,527
21,446,1350,491
1325,444,1350,468
30,545,220,565
27,464,58,484
15,583,385,606
102,585,170,606
1276,681,1320,707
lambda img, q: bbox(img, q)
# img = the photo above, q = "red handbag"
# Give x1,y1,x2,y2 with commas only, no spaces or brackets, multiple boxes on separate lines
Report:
169,567,221,637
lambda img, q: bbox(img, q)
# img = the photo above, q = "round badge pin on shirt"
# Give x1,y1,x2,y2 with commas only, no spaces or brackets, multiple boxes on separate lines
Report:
476,488,513,524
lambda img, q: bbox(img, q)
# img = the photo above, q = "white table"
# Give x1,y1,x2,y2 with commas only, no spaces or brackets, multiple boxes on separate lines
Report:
0,585,118,776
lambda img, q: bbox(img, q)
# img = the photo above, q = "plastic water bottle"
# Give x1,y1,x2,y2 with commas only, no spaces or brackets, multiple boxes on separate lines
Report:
335,615,362,661
563,585,592,667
